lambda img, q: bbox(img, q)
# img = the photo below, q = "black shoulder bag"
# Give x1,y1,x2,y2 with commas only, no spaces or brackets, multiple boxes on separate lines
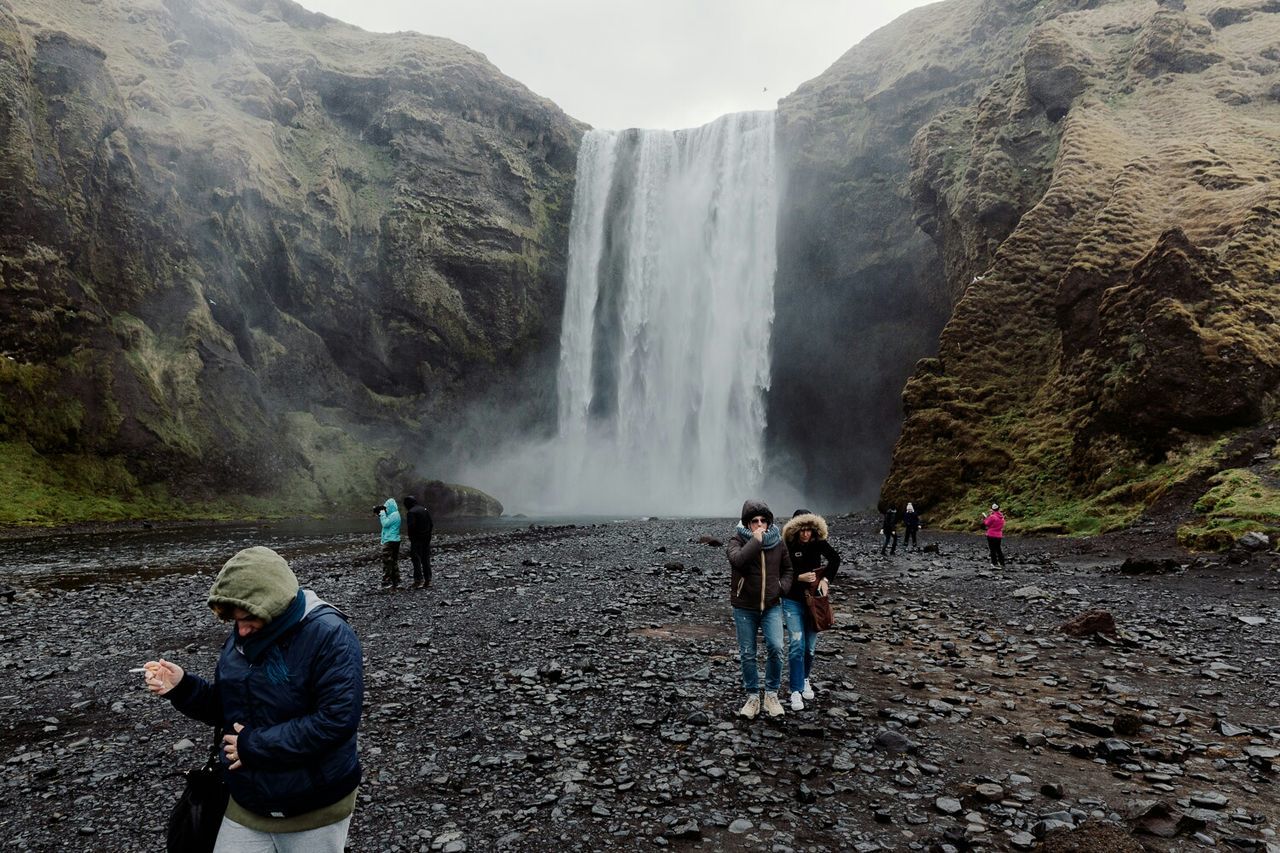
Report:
167,725,229,853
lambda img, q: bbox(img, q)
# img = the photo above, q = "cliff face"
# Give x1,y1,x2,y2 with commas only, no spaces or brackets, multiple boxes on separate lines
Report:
877,0,1280,535
0,0,584,521
772,0,1082,507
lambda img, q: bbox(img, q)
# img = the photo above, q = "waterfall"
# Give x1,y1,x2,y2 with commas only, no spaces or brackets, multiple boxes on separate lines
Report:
548,111,778,515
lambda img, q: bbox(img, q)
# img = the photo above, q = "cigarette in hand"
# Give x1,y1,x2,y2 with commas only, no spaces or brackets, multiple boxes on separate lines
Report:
129,667,147,673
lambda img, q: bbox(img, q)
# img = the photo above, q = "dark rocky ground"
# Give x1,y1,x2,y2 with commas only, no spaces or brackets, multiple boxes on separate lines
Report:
1,516,1279,852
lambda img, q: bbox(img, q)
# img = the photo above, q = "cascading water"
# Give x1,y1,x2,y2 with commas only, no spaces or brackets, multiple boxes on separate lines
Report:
547,111,778,515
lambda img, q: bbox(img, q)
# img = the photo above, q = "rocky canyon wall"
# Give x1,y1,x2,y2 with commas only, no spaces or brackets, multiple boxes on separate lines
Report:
0,0,583,520
777,0,1280,541
877,0,1280,535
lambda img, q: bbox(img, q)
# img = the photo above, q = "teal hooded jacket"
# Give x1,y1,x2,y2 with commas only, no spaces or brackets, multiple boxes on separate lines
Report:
379,498,401,543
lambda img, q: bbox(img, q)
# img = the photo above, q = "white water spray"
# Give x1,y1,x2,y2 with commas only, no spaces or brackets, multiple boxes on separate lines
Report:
539,111,777,515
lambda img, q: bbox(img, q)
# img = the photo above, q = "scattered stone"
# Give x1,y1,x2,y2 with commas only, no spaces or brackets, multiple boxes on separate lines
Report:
1060,609,1118,638
1120,556,1180,575
935,797,963,816
1189,791,1229,810
1237,531,1270,551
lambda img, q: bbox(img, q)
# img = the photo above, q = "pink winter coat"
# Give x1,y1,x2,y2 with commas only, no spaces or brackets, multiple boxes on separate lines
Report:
984,511,1005,538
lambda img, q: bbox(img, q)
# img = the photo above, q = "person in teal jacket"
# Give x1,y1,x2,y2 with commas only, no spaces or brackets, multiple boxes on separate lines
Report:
376,498,402,589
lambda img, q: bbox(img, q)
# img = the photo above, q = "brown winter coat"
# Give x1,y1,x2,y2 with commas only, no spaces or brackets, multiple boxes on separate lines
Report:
726,499,794,611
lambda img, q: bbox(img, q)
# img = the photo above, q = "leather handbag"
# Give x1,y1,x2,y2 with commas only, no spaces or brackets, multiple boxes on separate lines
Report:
167,726,228,853
805,585,835,631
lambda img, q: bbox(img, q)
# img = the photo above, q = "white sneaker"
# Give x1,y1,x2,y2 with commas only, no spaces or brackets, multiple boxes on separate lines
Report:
738,694,760,719
762,692,786,717
789,691,804,711
802,680,815,701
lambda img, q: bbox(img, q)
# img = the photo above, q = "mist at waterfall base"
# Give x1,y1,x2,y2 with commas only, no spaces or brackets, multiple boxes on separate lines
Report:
460,112,807,517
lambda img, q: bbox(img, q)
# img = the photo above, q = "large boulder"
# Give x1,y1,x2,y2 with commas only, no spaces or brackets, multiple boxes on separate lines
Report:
420,480,503,518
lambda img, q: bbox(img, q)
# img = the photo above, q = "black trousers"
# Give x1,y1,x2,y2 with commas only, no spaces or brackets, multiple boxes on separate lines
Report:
903,527,918,548
409,537,432,585
881,531,897,553
986,536,1005,566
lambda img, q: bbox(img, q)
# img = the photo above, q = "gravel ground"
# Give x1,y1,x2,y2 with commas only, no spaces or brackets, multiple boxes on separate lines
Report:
1,517,1278,852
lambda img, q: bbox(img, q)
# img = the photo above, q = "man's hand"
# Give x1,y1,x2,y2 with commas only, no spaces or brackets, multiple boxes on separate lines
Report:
752,527,764,543
142,659,183,695
223,723,246,770
797,571,817,583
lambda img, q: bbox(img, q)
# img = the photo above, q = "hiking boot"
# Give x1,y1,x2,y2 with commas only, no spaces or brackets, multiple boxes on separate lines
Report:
762,692,785,718
802,679,815,701
789,691,804,711
738,694,760,719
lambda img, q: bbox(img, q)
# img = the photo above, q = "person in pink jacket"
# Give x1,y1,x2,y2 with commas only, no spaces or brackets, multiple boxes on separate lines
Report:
982,503,1006,566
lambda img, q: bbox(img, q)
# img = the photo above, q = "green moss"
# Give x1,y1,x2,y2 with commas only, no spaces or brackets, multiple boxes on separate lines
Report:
0,440,163,524
1178,468,1280,551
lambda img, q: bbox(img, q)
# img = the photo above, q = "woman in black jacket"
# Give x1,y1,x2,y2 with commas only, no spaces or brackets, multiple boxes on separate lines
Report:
781,510,841,710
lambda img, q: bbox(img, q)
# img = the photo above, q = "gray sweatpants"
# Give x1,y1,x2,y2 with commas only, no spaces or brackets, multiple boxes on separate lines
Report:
212,815,352,853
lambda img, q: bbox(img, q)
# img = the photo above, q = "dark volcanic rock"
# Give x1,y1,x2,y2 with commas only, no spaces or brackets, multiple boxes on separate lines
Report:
1060,609,1118,638
3,517,1280,851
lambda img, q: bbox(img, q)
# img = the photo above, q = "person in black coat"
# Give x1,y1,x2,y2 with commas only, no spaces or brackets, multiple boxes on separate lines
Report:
902,502,920,550
781,510,841,710
403,495,435,588
143,546,363,851
880,506,898,555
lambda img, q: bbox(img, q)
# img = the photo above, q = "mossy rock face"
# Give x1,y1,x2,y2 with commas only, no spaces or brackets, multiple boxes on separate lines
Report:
772,0,1067,507
873,0,1280,531
0,0,585,521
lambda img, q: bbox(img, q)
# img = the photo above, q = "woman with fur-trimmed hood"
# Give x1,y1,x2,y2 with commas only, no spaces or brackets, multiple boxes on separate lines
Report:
780,509,842,711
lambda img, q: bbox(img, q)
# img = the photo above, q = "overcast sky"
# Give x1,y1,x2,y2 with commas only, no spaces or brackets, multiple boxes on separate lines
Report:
299,0,937,130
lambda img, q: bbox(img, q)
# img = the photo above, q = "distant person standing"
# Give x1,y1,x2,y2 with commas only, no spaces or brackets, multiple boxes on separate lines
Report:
376,498,402,589
402,495,434,589
781,509,841,710
902,503,920,550
983,502,1006,566
880,505,898,555
726,499,794,719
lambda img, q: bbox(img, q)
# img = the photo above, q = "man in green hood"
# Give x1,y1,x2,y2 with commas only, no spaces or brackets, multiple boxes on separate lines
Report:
144,546,363,851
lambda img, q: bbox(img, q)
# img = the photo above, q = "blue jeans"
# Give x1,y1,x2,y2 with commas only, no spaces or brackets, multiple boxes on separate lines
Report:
732,605,784,692
781,597,819,692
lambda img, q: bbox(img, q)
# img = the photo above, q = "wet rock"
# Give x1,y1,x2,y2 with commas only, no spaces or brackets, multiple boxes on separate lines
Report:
974,782,1005,803
1119,556,1180,575
874,729,915,754
1060,609,1118,638
1237,531,1270,551
1189,791,1229,810
935,797,963,815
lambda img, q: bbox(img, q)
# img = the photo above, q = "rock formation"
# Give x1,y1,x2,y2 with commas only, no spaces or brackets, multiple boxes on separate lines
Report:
779,0,1280,536
772,0,1073,507
881,0,1280,534
0,0,583,521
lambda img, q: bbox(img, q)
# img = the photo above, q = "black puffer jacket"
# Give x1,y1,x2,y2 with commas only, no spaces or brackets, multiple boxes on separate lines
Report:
781,513,841,602
167,593,363,818
726,499,794,611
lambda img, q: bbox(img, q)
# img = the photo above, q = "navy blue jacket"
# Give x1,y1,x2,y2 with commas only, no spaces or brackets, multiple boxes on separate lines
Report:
167,592,363,818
